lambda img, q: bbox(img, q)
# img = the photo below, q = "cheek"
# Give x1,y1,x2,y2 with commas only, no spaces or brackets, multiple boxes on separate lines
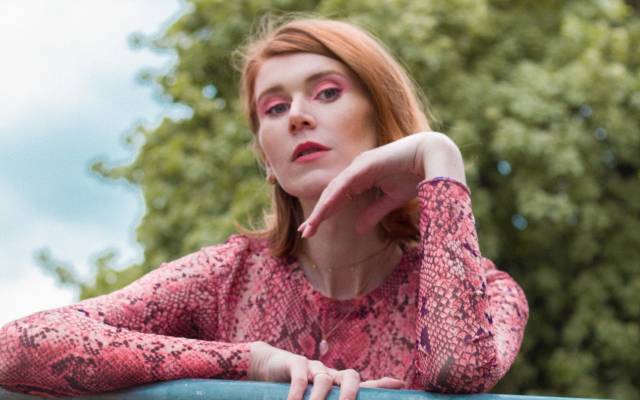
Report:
256,130,269,160
257,128,281,165
332,101,376,144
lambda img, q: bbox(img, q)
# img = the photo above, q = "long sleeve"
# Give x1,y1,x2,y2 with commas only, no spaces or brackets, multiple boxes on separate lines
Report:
0,239,251,398
407,177,528,393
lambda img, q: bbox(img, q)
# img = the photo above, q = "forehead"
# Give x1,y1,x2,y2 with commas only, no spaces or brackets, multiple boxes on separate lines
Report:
254,53,354,100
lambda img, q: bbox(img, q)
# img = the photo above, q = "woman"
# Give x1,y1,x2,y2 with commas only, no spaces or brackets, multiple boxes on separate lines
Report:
0,16,528,400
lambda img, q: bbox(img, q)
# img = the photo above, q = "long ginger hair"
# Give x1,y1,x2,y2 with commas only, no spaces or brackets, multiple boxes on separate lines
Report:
234,15,435,258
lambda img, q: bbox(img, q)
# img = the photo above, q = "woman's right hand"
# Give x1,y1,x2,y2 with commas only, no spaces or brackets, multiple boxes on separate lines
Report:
250,341,401,400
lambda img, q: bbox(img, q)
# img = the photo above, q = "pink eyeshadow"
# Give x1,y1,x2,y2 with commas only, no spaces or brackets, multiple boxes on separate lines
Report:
314,75,351,95
257,73,352,116
258,96,285,116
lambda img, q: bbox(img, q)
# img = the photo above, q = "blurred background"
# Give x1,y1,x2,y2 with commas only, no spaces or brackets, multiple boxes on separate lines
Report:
0,0,186,324
1,1,639,399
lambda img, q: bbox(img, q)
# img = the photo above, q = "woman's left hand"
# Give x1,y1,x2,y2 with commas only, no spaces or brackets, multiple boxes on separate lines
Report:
297,131,465,238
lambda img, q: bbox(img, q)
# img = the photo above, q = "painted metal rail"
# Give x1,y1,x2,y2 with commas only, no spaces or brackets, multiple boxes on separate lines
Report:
0,379,599,399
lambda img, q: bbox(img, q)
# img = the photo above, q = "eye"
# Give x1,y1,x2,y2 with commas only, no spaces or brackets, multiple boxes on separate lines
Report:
266,102,290,116
316,87,342,101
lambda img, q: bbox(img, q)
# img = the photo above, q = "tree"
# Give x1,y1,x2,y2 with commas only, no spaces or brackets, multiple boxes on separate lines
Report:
41,0,640,398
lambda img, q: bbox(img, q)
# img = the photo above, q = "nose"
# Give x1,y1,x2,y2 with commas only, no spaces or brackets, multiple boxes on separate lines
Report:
288,96,316,133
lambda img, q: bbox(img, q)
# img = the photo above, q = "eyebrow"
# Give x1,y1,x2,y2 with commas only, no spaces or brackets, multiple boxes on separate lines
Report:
255,69,347,105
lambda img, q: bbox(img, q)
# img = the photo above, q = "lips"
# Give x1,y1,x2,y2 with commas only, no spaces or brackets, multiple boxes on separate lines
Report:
291,141,331,161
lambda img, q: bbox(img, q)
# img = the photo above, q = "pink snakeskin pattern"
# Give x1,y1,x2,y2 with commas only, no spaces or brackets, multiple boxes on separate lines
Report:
0,178,528,397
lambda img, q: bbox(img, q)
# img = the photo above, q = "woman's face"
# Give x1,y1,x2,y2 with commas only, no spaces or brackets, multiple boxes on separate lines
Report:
254,52,377,199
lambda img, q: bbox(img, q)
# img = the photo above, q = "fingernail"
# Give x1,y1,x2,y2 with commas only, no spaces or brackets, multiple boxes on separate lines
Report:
302,225,312,238
297,222,305,232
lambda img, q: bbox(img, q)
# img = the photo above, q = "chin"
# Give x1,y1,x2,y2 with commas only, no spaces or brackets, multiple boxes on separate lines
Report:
285,186,324,200
282,179,331,200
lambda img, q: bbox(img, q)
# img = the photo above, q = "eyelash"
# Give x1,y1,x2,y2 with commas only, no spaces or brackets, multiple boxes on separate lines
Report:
265,87,343,116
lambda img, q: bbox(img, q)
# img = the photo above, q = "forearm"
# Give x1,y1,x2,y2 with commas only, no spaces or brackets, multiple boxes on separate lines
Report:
0,309,250,397
409,178,498,393
410,259,528,393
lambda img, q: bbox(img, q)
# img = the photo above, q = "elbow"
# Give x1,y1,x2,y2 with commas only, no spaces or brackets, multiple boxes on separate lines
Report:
437,356,503,394
0,319,22,372
0,313,76,397
0,319,28,391
411,342,506,394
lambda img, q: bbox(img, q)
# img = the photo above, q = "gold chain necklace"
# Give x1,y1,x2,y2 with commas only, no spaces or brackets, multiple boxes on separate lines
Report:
298,242,395,356
303,241,393,274
316,292,389,356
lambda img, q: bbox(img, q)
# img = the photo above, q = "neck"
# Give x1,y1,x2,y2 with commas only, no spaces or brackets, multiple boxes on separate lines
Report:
295,188,403,300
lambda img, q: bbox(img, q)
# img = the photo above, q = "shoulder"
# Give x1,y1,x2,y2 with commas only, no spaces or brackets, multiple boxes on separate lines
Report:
148,234,270,281
199,233,270,264
195,233,274,278
194,234,286,300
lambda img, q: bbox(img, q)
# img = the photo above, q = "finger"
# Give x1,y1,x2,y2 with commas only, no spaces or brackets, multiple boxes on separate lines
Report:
302,182,363,238
307,360,332,377
309,372,335,400
301,156,376,235
297,221,306,232
335,369,360,400
361,377,406,389
360,377,406,389
354,194,398,235
380,377,407,389
307,361,336,400
359,379,379,388
287,356,309,400
301,191,339,238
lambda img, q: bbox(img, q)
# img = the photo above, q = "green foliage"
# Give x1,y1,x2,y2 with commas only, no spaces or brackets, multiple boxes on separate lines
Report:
42,0,640,397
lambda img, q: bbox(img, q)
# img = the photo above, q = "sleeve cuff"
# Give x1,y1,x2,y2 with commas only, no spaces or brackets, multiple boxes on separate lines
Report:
416,176,471,195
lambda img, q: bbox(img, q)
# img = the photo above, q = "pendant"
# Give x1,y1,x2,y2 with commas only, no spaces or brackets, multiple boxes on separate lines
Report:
319,338,329,356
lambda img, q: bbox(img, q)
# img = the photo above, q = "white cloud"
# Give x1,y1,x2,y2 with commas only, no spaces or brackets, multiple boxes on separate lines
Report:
0,178,144,280
0,0,184,326
0,151,144,326
0,0,182,134
0,267,77,327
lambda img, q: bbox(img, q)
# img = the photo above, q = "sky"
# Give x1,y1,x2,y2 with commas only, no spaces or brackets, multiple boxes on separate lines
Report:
0,1,187,326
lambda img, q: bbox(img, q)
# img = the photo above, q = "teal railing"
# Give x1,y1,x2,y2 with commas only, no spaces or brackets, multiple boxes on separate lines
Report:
0,380,598,399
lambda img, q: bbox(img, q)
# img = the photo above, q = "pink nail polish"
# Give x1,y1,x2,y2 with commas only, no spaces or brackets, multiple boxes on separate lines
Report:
302,226,311,238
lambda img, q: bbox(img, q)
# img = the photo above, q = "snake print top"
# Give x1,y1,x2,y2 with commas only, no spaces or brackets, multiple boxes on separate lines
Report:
0,177,528,397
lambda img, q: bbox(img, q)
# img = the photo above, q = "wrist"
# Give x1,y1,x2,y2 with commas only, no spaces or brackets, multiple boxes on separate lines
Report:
417,132,466,184
248,341,268,380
